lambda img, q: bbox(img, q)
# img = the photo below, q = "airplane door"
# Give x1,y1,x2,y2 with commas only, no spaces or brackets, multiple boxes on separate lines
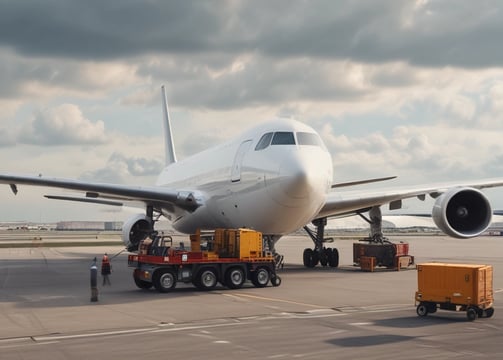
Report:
231,140,252,182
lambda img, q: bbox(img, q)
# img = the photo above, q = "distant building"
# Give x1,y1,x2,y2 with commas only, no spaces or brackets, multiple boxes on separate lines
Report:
56,221,122,231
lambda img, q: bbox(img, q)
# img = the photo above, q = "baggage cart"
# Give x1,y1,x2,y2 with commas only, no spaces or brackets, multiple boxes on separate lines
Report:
415,263,494,321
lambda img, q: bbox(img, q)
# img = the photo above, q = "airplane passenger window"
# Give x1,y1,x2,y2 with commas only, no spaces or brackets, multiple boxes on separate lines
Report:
255,132,273,150
271,132,296,145
297,132,322,146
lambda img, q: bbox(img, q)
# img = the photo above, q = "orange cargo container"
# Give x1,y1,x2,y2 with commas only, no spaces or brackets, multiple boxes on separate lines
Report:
415,263,494,321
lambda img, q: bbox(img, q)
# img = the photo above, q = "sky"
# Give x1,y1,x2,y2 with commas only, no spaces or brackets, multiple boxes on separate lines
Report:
2,0,503,222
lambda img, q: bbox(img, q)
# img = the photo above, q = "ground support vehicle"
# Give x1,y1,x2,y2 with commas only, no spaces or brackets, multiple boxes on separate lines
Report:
415,263,494,321
128,228,281,292
353,239,414,271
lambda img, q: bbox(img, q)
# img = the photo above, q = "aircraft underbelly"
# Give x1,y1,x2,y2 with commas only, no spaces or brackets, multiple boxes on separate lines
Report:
171,176,317,235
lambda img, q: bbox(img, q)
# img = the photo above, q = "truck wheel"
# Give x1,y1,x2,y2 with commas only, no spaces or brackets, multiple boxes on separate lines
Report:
427,302,437,314
271,274,282,287
416,303,428,317
467,307,477,321
252,267,270,288
225,267,245,289
134,276,152,290
485,308,495,318
197,268,218,290
153,269,176,293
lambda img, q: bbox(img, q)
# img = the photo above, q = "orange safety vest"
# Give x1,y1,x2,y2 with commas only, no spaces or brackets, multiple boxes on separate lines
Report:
101,255,111,275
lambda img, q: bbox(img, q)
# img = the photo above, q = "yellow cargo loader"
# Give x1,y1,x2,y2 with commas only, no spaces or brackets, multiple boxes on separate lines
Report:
415,263,494,321
128,228,281,292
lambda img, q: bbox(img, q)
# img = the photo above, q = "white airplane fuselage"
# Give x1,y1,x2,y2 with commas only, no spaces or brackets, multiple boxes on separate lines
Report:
156,119,333,235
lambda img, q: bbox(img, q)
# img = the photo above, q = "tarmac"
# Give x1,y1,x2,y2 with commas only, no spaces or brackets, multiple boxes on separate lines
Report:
0,232,502,359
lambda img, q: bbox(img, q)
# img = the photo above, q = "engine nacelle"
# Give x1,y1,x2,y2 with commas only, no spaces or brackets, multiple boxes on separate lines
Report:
122,214,153,251
432,187,492,238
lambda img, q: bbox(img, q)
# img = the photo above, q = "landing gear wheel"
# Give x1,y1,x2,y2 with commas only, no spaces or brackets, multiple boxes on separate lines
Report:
252,267,270,288
197,268,218,290
271,274,282,287
319,248,328,267
303,248,312,267
327,248,339,268
416,303,428,317
303,248,319,268
467,307,478,321
225,267,245,289
153,269,176,293
133,276,152,290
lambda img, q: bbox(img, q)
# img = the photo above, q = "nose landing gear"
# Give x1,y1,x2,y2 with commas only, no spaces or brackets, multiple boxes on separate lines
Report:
303,218,339,268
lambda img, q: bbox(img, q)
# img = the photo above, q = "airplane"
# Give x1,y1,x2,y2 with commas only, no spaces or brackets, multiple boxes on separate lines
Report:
2,85,503,268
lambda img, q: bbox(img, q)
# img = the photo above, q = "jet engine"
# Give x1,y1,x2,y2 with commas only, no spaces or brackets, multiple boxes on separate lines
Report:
432,187,492,238
122,214,153,251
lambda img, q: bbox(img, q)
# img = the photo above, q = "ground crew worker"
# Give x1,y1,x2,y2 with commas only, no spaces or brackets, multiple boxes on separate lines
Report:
101,253,112,286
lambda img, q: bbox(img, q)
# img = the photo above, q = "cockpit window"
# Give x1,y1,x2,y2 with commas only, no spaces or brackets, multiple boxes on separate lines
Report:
271,132,296,145
255,132,273,150
297,132,323,146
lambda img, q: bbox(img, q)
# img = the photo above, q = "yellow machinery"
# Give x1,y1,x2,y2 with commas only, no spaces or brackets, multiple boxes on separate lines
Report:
415,263,494,321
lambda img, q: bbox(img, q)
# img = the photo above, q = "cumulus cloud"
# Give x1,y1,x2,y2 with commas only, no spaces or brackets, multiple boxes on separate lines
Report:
3,0,503,221
79,152,163,183
19,104,107,145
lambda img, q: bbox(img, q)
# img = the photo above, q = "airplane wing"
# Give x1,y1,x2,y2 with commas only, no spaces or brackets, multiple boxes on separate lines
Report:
0,173,201,212
317,178,503,219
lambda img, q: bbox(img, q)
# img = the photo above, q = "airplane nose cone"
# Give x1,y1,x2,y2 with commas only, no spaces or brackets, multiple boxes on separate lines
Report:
268,151,331,207
280,164,316,199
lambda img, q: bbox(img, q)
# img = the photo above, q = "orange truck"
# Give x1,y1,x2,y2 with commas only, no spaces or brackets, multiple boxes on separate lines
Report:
128,228,281,292
415,263,494,321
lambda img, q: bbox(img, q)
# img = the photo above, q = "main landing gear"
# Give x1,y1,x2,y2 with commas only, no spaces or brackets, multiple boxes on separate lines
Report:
303,218,339,268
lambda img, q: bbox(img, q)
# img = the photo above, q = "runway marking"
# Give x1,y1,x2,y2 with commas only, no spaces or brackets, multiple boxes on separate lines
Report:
222,293,326,309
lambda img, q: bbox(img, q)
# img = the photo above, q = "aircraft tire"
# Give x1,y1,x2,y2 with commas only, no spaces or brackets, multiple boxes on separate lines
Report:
328,248,339,268
303,248,312,267
320,248,328,267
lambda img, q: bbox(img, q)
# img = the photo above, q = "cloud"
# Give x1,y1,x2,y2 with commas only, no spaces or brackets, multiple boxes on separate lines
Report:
0,1,224,60
18,104,108,145
79,152,163,183
1,1,503,69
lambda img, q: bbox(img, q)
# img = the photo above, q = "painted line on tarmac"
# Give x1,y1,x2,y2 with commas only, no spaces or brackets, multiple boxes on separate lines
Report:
221,293,326,309
33,327,158,342
151,322,245,333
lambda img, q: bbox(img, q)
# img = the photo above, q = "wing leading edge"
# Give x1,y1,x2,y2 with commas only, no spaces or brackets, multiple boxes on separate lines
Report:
317,178,503,219
0,173,202,212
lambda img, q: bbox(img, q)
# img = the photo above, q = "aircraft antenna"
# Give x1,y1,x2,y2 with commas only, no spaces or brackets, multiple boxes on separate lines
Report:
161,85,177,165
